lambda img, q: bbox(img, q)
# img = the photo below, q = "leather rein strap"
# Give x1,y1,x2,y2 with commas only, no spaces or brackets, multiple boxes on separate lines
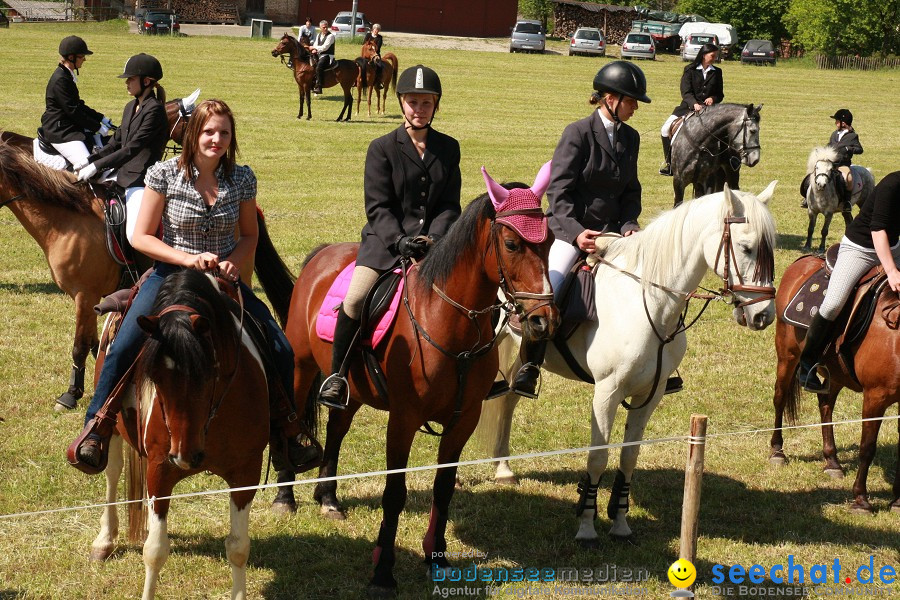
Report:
0,193,24,209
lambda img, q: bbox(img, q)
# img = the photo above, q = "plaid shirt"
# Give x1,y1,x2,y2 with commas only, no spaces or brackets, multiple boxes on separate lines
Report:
145,157,257,257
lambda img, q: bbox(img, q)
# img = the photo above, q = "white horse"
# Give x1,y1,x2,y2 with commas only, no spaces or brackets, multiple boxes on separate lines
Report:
803,146,875,253
475,183,778,546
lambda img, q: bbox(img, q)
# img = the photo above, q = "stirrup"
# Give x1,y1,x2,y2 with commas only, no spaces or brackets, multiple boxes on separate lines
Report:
799,362,829,394
485,379,511,400
664,376,683,395
510,363,542,399
317,373,349,410
66,417,114,475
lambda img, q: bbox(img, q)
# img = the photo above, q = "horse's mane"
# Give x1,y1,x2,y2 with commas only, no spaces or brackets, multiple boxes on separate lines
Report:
417,183,528,289
607,190,776,289
806,146,838,174
0,141,93,214
137,269,235,386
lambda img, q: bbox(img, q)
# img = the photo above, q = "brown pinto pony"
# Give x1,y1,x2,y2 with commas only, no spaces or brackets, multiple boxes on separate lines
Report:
0,106,261,410
270,33,359,121
770,254,900,514
271,185,557,596
89,268,299,599
356,39,398,117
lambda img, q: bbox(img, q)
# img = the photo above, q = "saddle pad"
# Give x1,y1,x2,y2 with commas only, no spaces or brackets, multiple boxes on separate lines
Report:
783,266,829,329
32,138,67,171
849,165,868,196
316,261,403,348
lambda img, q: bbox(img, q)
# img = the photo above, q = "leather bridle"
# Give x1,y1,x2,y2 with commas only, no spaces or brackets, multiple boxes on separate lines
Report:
713,216,776,308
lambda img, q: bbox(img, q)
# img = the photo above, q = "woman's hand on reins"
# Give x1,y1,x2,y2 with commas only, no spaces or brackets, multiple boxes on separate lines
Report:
186,252,219,272
576,229,604,252
216,260,240,283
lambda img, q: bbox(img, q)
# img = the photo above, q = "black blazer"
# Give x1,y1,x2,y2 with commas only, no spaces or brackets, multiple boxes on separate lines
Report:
547,110,642,243
672,66,724,118
40,64,104,144
89,95,168,189
364,32,383,54
357,126,462,270
828,129,863,168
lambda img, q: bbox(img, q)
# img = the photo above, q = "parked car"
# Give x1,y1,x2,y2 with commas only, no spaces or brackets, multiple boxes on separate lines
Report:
741,39,777,65
510,19,545,53
569,27,606,57
620,32,656,60
139,9,179,35
681,33,719,61
331,11,371,39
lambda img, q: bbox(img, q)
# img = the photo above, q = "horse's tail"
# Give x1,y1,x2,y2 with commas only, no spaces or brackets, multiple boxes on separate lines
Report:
126,445,148,543
253,209,296,328
784,372,802,426
384,53,398,94
355,57,368,92
302,371,321,443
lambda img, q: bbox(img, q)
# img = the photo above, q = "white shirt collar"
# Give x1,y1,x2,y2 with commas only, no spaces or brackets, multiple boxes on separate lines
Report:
63,63,78,84
696,64,716,78
597,109,617,144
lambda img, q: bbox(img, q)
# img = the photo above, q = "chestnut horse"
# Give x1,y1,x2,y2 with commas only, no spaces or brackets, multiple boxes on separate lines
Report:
271,33,359,121
90,268,292,599
271,183,558,596
356,40,398,117
770,254,900,514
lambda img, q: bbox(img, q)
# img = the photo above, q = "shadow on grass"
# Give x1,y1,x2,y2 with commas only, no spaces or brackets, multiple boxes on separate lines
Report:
0,591,25,600
0,282,63,295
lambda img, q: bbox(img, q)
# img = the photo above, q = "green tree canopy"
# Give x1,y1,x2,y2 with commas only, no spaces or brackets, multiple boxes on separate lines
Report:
676,0,790,44
784,0,900,56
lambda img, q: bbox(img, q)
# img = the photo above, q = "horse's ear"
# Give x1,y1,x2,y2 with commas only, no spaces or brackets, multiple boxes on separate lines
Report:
757,180,778,205
752,103,763,118
190,314,210,335
530,160,552,200
481,166,509,210
723,183,737,214
138,315,159,334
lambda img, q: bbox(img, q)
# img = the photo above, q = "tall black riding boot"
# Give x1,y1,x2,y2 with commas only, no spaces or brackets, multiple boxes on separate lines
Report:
318,306,360,410
659,136,673,176
839,175,853,213
511,339,547,399
800,173,810,208
797,313,834,393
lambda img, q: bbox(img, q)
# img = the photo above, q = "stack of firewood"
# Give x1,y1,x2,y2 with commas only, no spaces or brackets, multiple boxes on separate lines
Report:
169,0,239,24
553,3,637,45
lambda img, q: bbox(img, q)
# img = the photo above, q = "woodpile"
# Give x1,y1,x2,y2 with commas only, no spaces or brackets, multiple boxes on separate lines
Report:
551,0,638,45
141,0,239,24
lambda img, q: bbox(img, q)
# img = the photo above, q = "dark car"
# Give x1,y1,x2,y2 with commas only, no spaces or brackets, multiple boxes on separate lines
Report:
741,39,777,65
139,9,179,35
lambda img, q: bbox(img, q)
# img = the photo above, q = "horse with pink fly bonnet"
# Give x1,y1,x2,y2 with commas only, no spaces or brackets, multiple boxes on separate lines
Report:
268,162,558,596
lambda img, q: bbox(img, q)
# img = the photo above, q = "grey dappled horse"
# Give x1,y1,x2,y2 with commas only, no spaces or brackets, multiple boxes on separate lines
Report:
671,103,763,207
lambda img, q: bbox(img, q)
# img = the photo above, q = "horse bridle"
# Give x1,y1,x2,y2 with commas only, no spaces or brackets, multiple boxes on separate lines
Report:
401,211,554,434
713,216,776,308
0,193,24,209
689,110,761,169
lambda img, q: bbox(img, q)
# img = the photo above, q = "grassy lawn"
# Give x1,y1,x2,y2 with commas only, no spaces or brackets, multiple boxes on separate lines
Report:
0,20,899,600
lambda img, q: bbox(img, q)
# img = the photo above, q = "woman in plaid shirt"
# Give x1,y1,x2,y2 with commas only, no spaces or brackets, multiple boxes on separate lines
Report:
69,99,319,474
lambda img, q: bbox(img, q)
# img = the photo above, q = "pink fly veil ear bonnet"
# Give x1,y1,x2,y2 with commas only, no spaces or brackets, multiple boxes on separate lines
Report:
480,160,551,243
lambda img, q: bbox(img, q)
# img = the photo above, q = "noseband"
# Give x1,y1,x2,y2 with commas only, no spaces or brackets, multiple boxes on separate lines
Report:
713,216,776,308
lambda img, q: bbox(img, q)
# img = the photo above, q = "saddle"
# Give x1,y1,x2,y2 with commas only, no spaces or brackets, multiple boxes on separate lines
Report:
33,129,69,170
783,245,888,383
667,115,686,139
94,183,138,267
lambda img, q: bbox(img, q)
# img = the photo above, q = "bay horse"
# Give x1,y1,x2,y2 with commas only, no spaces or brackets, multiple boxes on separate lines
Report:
356,40,398,117
90,268,290,599
671,103,763,207
270,33,358,121
802,146,875,253
0,118,267,411
271,179,558,596
476,183,778,546
769,255,900,514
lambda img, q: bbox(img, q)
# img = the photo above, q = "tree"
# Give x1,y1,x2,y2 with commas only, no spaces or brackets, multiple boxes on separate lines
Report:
784,0,900,56
676,0,790,43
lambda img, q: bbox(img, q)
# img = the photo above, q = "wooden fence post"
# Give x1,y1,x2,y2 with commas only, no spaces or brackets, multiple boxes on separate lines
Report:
679,414,708,572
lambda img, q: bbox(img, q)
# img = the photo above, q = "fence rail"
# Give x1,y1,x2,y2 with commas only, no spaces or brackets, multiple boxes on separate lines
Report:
816,54,900,70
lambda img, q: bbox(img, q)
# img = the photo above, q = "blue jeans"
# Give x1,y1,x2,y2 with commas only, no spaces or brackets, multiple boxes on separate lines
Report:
84,264,294,426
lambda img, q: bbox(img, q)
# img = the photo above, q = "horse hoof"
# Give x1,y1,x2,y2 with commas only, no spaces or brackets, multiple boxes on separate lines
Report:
367,584,397,599
270,500,297,516
575,537,600,550
890,503,900,514
320,504,346,520
768,454,787,467
494,475,519,486
55,392,79,411
90,546,115,562
823,468,844,480
850,502,873,515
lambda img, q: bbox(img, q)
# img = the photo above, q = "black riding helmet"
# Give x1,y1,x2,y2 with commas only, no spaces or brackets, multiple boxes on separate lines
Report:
830,108,853,126
59,35,93,57
117,54,164,81
396,65,442,129
593,61,651,104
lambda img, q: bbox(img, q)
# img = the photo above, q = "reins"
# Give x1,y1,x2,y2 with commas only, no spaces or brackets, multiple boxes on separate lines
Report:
682,108,760,169
0,193,24,209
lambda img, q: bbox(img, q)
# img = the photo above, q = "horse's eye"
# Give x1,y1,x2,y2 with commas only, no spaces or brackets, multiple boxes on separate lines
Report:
504,239,519,252
739,243,752,255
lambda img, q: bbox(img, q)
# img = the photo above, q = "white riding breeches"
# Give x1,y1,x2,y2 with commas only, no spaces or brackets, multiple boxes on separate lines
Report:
124,187,144,244
548,239,581,301
661,114,679,137
50,140,90,167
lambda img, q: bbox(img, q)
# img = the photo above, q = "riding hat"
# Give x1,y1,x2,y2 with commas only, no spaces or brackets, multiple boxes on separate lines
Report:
117,53,163,80
593,61,651,103
830,108,853,125
396,65,442,99
59,35,93,57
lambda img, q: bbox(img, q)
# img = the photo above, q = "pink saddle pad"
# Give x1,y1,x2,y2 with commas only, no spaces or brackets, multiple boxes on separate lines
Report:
316,261,404,348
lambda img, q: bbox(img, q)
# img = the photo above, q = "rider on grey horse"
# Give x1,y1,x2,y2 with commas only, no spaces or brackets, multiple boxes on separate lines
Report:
800,108,863,211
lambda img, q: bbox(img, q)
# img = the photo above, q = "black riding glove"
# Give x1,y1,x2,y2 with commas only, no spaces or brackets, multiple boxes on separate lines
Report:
395,235,428,259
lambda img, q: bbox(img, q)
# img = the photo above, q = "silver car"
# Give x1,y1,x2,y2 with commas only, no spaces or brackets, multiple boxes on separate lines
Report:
510,20,545,53
331,11,370,39
620,32,656,60
569,27,606,57
682,33,719,61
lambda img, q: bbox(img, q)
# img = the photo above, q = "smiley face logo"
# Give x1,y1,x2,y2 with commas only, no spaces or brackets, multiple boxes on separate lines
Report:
668,558,696,588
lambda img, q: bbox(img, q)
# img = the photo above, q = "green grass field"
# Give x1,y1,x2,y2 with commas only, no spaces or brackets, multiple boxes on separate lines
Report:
1,20,899,600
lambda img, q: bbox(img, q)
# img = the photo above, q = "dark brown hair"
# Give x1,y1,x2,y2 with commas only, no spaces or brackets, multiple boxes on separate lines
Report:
177,99,238,180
